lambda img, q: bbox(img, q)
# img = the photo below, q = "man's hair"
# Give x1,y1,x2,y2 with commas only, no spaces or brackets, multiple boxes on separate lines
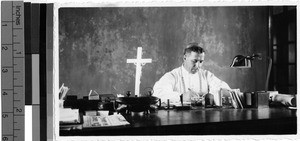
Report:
184,42,205,55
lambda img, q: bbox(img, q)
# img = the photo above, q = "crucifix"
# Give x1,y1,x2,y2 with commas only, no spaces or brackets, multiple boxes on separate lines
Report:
127,47,152,97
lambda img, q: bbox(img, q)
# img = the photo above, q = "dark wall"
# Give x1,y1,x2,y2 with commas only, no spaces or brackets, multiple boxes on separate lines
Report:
59,7,269,98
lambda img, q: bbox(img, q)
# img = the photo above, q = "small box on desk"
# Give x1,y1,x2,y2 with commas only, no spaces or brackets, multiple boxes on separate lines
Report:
244,91,270,108
84,94,116,102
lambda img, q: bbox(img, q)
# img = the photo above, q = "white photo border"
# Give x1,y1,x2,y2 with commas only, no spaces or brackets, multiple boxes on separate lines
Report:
52,0,299,141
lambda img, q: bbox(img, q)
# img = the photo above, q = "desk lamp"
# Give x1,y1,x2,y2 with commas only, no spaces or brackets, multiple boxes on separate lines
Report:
230,54,272,91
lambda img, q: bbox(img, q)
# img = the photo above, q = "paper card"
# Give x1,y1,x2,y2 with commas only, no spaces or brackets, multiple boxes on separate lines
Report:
97,110,109,116
85,111,97,116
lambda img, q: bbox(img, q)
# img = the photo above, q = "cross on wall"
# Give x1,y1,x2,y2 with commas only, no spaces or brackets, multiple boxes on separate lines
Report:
127,47,152,97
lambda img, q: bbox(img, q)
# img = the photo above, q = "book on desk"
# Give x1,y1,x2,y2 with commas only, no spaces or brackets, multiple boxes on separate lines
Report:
59,108,80,124
219,88,244,109
59,110,130,130
60,93,130,130
83,114,130,128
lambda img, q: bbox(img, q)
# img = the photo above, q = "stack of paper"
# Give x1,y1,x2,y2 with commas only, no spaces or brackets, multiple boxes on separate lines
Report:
60,108,80,124
230,89,244,109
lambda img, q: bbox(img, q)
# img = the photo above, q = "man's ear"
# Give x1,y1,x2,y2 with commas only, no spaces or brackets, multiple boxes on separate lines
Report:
183,55,187,60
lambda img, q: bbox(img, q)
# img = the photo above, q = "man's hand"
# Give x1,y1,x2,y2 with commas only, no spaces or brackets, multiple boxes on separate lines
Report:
183,89,200,102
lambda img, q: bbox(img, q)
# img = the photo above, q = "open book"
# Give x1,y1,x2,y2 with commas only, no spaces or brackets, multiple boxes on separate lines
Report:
83,114,130,128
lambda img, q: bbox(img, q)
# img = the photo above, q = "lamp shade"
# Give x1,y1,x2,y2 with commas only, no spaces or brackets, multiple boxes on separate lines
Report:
230,55,252,68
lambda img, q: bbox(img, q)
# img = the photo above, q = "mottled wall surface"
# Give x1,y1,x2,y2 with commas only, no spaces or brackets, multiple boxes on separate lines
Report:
59,7,268,98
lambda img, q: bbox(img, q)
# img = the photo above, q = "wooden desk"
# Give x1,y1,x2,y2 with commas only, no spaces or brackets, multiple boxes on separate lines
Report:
60,107,296,136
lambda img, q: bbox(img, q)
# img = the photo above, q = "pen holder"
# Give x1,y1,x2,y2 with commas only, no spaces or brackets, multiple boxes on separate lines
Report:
204,93,214,108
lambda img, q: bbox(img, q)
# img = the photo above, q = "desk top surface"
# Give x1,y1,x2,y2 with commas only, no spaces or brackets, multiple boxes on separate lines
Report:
123,107,296,127
60,107,297,135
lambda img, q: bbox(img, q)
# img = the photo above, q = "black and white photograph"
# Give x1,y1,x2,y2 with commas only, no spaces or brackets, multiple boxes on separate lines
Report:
1,1,298,141
54,1,297,140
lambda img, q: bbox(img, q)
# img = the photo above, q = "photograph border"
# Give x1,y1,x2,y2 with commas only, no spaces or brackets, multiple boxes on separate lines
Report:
52,1,299,140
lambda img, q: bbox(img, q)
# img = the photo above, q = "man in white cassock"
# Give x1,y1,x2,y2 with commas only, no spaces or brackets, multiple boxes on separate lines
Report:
153,43,231,105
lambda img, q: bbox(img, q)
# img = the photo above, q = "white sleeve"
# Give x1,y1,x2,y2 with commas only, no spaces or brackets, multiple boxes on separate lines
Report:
153,72,181,103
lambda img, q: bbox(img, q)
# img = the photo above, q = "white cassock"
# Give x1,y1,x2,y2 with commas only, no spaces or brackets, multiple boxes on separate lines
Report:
153,65,231,105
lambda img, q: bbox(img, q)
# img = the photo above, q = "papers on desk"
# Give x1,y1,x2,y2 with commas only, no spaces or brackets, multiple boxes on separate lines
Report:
85,110,109,116
171,102,191,107
83,114,130,128
219,89,244,109
269,91,296,107
59,108,80,124
230,89,244,109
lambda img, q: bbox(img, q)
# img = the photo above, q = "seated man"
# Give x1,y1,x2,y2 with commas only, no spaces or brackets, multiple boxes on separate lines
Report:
153,43,231,106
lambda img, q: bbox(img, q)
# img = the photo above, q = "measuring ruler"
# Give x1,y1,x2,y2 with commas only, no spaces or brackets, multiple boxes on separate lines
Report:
1,1,25,141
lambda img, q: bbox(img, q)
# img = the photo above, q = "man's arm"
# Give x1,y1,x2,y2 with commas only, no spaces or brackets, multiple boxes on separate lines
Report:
153,72,181,103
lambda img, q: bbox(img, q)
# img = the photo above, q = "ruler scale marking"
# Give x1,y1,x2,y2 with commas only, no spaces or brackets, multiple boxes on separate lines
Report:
2,1,25,141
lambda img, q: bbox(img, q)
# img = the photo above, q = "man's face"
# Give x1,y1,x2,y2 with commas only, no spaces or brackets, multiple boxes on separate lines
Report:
183,52,205,74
